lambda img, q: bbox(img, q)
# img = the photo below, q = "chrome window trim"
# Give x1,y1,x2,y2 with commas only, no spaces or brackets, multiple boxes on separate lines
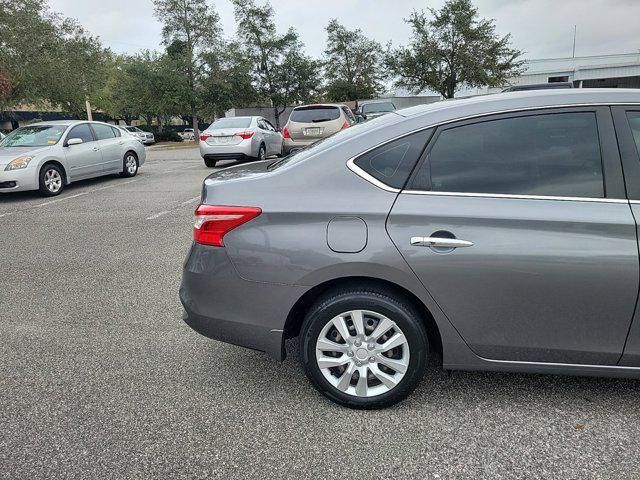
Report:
402,190,628,204
346,102,640,197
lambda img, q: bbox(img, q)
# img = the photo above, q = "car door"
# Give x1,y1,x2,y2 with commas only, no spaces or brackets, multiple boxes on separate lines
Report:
612,106,640,366
63,123,103,179
91,123,122,173
257,119,272,155
387,107,638,365
263,119,281,155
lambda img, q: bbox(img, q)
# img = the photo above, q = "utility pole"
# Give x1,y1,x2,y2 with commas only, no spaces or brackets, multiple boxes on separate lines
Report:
85,99,93,121
572,25,577,58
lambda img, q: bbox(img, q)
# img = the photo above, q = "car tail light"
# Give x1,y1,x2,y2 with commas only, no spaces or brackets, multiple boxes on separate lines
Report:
282,126,291,138
200,133,211,141
235,131,254,139
341,121,350,130
193,205,262,247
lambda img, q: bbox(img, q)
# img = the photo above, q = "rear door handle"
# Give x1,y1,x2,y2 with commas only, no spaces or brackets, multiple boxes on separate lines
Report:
411,237,474,248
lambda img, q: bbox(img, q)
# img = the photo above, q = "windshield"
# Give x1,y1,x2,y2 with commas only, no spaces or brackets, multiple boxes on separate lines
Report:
362,102,395,114
269,113,399,171
290,106,340,123
0,125,67,147
208,117,252,129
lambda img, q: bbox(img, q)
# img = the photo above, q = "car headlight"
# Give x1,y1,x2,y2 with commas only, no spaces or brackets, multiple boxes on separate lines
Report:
5,156,34,171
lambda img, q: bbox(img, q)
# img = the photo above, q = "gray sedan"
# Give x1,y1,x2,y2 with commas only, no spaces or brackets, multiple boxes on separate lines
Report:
0,120,145,196
199,116,283,168
181,89,640,409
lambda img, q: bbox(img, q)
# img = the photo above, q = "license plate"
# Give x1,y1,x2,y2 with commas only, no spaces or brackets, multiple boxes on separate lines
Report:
304,127,322,136
210,136,235,144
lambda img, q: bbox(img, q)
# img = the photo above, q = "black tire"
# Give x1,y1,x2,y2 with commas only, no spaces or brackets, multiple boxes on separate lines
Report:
38,163,65,197
120,151,138,178
257,144,266,161
300,286,429,409
204,158,217,168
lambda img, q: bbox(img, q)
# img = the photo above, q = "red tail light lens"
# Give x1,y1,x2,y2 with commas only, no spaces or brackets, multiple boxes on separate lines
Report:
341,121,350,130
194,205,262,247
282,126,291,138
235,131,254,139
200,133,210,141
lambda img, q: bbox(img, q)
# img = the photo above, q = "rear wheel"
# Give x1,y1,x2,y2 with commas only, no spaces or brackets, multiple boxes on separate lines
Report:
300,287,428,409
121,152,138,177
204,158,217,168
38,164,64,197
257,144,266,161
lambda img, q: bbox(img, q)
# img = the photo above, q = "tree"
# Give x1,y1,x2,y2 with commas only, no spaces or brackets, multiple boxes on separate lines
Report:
386,0,524,98
200,41,260,119
154,0,221,136
0,0,109,115
324,19,386,103
232,0,322,128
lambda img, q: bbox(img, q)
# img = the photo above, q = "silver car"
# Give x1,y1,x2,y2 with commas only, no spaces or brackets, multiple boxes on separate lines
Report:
181,89,640,409
199,116,283,168
124,126,155,145
0,120,145,196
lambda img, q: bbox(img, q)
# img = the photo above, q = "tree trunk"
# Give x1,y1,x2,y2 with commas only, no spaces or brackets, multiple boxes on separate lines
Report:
273,106,280,130
157,116,164,133
191,109,199,139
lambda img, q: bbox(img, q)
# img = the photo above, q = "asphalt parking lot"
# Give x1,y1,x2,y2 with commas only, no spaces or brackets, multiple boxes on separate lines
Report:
2,146,640,479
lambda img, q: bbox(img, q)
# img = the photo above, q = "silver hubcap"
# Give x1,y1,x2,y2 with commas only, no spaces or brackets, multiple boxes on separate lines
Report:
259,148,265,160
315,310,410,398
125,155,137,174
44,169,62,193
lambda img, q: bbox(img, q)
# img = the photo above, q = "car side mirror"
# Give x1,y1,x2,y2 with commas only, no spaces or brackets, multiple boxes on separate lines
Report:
66,138,83,146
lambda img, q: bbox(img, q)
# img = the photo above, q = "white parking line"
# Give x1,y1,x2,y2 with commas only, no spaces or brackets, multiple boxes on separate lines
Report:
146,210,171,220
36,192,88,207
180,196,200,206
0,212,13,219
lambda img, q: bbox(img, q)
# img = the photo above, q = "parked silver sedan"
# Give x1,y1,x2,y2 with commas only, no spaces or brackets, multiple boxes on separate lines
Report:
124,126,155,145
199,116,283,168
0,120,146,196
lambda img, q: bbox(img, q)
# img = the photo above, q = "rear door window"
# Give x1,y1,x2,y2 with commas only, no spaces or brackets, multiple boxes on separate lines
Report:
290,106,340,123
92,123,116,141
414,112,604,198
627,112,640,154
353,129,432,189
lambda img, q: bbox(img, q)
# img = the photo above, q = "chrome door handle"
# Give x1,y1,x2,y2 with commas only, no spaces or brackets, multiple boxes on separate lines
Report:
411,237,474,248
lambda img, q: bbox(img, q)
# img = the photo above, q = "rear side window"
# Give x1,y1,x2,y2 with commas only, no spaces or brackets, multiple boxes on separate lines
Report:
92,123,116,141
111,126,121,137
67,124,94,143
354,129,432,189
290,106,340,123
416,112,604,198
627,112,640,154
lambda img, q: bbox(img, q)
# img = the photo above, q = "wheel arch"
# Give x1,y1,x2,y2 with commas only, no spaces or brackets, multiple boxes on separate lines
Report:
283,276,443,359
40,159,69,184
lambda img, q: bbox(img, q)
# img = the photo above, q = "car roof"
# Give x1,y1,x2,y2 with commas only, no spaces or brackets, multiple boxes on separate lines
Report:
26,120,116,127
397,88,640,124
293,104,346,109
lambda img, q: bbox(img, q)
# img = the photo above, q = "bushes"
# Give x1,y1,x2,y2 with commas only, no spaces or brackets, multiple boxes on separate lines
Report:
154,131,183,142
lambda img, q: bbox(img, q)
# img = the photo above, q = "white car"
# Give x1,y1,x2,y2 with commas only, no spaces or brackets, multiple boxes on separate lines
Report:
123,126,155,145
181,128,195,141
0,120,146,196
199,116,283,168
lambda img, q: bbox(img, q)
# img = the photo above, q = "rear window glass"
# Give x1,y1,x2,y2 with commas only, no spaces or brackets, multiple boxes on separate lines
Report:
362,103,396,114
290,107,340,123
353,129,432,189
208,117,252,129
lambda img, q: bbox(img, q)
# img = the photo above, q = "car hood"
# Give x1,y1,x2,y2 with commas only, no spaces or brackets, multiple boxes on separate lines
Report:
0,146,51,165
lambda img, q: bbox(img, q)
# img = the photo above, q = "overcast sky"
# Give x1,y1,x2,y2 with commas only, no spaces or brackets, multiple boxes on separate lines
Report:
48,0,640,60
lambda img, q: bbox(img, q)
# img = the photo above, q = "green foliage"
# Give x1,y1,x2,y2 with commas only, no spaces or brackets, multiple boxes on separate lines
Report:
154,130,183,142
0,0,109,115
324,19,387,102
386,0,524,98
154,0,221,133
199,41,260,118
232,0,322,128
